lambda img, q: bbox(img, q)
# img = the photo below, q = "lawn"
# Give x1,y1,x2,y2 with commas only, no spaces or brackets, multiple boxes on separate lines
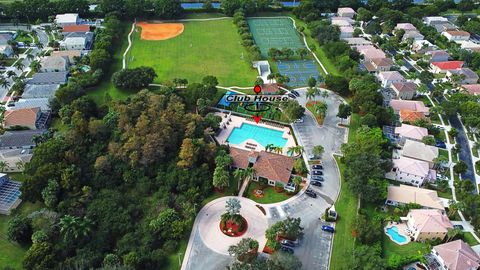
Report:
0,201,43,269
382,235,428,262
165,239,188,270
14,32,32,44
437,188,453,200
127,18,257,86
244,181,295,204
439,149,449,161
463,232,480,246
201,175,239,206
330,155,358,270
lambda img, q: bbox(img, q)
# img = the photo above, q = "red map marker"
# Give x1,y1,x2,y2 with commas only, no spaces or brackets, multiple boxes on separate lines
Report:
253,115,262,124
253,85,262,94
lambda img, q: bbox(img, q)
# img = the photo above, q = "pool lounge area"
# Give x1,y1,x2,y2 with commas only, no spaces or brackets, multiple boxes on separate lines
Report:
385,222,411,245
214,113,296,155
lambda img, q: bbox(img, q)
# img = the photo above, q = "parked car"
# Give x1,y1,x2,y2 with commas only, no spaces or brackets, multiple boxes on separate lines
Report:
280,246,294,254
291,90,300,97
311,181,322,187
436,140,447,149
280,239,296,248
453,224,464,230
305,189,317,198
311,175,324,181
312,164,323,170
312,170,323,175
321,225,335,233
294,117,304,123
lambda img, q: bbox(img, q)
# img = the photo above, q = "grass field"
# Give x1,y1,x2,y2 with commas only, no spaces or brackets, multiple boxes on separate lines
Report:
244,181,295,204
127,18,257,86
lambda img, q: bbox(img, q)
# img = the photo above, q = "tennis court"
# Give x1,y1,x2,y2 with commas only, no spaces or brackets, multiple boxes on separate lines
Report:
248,18,305,56
277,60,321,87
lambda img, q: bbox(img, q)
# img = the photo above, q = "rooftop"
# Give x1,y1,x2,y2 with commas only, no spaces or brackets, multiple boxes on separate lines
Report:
448,68,479,80
443,30,470,37
391,81,417,93
28,72,67,85
0,129,45,148
387,184,444,210
23,84,60,98
395,124,428,140
400,109,427,123
393,156,430,177
409,209,452,233
3,107,40,128
461,84,480,95
433,240,480,270
40,56,69,71
62,24,90,33
402,139,439,163
379,71,405,82
431,61,464,70
390,100,429,113
372,57,394,67
396,23,417,31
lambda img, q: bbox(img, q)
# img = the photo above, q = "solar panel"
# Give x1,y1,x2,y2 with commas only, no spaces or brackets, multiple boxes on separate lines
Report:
0,180,22,214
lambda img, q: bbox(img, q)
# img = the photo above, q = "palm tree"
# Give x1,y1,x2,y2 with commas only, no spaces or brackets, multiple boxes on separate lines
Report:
306,87,315,101
287,146,304,157
59,215,93,240
6,70,16,79
292,176,302,192
265,144,275,152
0,161,7,172
273,146,283,154
233,168,245,193
35,42,43,49
26,53,34,61
13,61,24,71
445,227,461,242
0,78,10,89
30,60,41,72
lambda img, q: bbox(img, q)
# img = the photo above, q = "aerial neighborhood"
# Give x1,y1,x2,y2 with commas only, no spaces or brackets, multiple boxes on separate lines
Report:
1,1,480,270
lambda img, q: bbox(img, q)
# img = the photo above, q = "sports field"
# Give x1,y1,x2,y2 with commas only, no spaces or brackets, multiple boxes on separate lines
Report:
127,19,257,86
247,17,305,57
277,60,321,87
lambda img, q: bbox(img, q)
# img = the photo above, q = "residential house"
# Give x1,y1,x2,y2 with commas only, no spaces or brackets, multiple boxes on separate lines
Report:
430,240,480,270
342,37,371,46
0,130,45,150
402,139,438,168
337,7,355,18
412,40,437,54
229,146,296,191
390,100,430,115
424,16,449,26
22,84,60,98
364,57,394,73
0,32,13,45
457,40,480,52
402,30,424,41
394,124,428,144
339,26,354,39
9,98,51,111
0,148,33,173
406,209,453,241
0,45,13,57
28,72,67,85
60,32,94,50
62,24,90,33
3,107,43,130
378,71,406,87
52,50,82,63
355,45,386,61
446,68,479,84
431,61,464,73
39,56,69,73
442,30,470,41
433,22,456,33
427,50,450,63
385,185,444,210
331,19,351,27
330,16,354,24
388,156,436,186
460,84,480,95
395,23,417,32
400,109,428,123
391,82,417,100
55,13,80,26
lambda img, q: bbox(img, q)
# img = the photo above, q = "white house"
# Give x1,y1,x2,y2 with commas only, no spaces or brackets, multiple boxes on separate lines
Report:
377,71,405,87
442,30,470,41
60,32,93,50
337,7,355,19
55,13,80,26
391,82,417,100
412,39,437,53
339,26,354,39
0,45,13,57
388,156,436,186
424,16,449,26
401,139,438,168
446,68,479,85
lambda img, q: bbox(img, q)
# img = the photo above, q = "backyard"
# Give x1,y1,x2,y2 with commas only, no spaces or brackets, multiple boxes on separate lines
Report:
127,18,257,86
243,181,295,204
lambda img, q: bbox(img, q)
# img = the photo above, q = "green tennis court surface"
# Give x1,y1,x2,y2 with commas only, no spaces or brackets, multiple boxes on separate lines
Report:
277,60,321,87
247,17,305,57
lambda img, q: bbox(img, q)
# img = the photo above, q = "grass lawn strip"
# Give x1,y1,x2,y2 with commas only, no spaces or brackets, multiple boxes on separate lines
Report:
244,181,294,204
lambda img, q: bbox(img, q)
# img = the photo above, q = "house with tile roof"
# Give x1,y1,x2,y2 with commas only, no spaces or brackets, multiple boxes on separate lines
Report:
427,50,450,63
446,68,479,85
337,7,355,18
52,50,82,63
402,30,425,41
431,61,464,73
395,124,428,144
9,98,51,112
461,84,480,95
260,83,279,95
342,37,371,46
28,72,67,85
0,129,45,150
424,16,449,26
229,146,295,191
395,23,417,32
22,84,60,98
406,209,453,241
330,16,354,24
458,40,480,52
412,39,437,53
3,108,42,130
402,139,439,168
386,185,444,210
339,26,354,38
40,55,69,73
442,30,470,41
62,24,90,33
431,240,480,270
390,100,430,114
355,45,386,61
0,148,33,172
388,156,436,186
331,19,351,27
400,109,428,123
364,57,393,73
378,71,406,87
391,81,417,100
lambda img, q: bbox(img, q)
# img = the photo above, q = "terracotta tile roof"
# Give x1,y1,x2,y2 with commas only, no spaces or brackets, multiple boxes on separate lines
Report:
261,83,279,94
400,109,427,123
372,57,394,67
229,146,294,184
433,240,480,270
62,24,90,33
3,107,40,128
390,100,430,113
431,61,464,70
461,84,480,95
444,30,470,37
409,209,452,233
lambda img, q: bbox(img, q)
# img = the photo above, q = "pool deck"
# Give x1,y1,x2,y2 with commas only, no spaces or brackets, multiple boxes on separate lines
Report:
214,113,296,155
385,222,411,246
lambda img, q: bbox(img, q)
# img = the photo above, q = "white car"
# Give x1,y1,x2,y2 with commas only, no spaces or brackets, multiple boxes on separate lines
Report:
294,117,304,123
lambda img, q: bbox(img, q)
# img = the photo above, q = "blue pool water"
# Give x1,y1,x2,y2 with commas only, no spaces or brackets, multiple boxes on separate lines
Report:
386,226,407,244
227,123,287,148
218,91,234,107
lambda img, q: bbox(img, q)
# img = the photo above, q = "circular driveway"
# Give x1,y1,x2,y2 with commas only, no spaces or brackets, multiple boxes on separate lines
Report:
197,196,268,255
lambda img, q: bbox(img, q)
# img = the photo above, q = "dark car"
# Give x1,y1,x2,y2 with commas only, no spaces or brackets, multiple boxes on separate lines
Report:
280,246,294,254
312,164,323,170
312,170,323,175
291,90,300,97
311,175,324,181
311,181,322,187
305,189,317,198
436,140,447,149
321,225,335,233
453,224,464,230
280,239,296,248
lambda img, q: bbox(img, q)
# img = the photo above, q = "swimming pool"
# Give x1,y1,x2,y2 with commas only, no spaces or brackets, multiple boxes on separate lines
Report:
227,123,287,148
386,226,407,244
